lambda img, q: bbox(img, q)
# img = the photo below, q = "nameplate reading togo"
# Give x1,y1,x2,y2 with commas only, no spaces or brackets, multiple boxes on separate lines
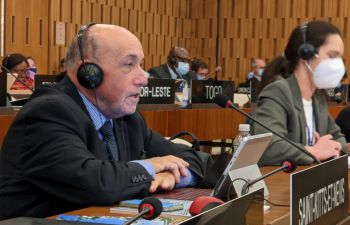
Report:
291,155,348,225
191,80,234,103
139,79,175,104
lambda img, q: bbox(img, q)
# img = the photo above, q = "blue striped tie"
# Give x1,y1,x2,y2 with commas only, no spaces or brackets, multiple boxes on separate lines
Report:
99,121,119,161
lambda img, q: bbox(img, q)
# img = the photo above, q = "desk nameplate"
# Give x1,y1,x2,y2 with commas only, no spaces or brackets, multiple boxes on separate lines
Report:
139,79,175,104
291,155,348,225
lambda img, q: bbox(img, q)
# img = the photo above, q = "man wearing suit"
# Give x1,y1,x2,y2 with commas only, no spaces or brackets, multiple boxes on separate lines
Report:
0,24,211,219
148,46,197,84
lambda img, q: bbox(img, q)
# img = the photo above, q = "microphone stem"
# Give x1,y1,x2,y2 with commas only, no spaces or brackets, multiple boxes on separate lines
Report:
230,104,321,163
123,209,149,225
241,165,287,195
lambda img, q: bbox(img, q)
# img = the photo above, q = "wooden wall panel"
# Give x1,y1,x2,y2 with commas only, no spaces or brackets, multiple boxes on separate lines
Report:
5,0,49,74
214,0,350,83
3,0,350,83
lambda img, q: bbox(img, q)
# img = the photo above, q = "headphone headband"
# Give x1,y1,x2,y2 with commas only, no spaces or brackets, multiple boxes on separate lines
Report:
297,21,316,60
77,23,96,63
3,54,11,68
76,23,103,90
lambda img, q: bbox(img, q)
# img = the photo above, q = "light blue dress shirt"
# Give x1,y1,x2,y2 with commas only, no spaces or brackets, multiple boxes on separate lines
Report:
77,90,197,187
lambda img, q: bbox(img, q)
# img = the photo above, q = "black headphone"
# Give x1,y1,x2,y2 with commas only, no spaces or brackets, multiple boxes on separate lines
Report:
167,47,178,66
2,54,11,74
77,23,104,89
297,22,317,60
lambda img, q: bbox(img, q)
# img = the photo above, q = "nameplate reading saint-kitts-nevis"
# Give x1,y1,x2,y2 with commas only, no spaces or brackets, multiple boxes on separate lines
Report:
291,155,348,225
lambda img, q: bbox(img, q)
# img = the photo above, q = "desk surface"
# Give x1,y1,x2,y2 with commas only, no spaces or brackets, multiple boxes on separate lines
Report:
50,166,350,225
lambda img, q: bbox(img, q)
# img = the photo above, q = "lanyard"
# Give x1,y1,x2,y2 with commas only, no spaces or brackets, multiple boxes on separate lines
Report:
306,113,316,146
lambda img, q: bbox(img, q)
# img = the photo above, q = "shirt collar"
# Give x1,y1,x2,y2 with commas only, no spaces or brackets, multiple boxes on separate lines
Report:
167,64,179,79
77,89,111,131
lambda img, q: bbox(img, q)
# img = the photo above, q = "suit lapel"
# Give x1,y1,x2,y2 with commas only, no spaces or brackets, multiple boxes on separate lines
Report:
113,118,129,161
287,75,307,145
57,76,91,117
57,76,113,160
312,93,327,135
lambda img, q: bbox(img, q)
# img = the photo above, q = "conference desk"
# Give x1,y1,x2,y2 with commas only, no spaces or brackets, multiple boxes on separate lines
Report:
0,103,347,148
50,166,350,225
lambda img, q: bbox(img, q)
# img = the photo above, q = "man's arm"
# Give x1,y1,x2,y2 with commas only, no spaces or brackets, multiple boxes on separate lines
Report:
21,98,154,205
134,111,212,186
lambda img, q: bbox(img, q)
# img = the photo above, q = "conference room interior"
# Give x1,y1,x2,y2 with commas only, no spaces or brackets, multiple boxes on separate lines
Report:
1,0,350,224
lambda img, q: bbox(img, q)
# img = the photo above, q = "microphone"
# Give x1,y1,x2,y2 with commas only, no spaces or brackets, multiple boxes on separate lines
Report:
123,197,163,225
189,196,224,216
214,93,320,164
241,159,297,195
0,64,34,92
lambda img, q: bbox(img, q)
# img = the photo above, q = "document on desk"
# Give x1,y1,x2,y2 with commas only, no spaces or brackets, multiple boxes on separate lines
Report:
57,214,164,225
111,199,193,217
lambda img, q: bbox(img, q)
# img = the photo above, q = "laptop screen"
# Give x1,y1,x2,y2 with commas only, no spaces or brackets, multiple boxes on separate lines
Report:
211,133,272,200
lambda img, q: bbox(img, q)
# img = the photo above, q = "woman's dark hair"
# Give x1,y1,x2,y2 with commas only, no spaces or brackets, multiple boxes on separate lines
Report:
2,53,28,74
191,59,208,72
261,20,341,90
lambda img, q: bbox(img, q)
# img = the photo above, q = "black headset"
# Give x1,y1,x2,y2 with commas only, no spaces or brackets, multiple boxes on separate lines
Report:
77,23,104,89
2,54,12,74
167,47,178,66
297,22,317,60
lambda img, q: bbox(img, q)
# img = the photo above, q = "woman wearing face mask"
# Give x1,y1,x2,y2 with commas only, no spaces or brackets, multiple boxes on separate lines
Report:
253,20,348,166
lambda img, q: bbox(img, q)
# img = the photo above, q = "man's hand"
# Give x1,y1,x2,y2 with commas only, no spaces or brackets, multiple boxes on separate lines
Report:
149,172,176,193
146,156,189,183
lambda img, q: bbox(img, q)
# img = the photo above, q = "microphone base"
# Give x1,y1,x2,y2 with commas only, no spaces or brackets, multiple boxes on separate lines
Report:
227,164,269,199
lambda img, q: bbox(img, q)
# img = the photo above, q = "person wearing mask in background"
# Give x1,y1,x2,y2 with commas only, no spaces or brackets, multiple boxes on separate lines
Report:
247,58,266,102
0,24,212,219
190,59,222,81
148,46,196,84
2,53,33,90
253,20,347,166
26,56,38,76
246,58,266,82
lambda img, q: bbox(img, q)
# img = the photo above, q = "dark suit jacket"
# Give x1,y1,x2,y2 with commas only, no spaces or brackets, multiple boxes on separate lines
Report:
148,63,197,85
336,106,350,142
0,77,209,219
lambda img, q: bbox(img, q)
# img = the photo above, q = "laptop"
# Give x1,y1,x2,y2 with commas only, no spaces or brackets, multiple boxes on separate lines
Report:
211,133,273,200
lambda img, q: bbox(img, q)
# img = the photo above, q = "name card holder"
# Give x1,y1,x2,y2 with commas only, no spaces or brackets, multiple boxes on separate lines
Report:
291,155,348,225
191,80,234,104
139,79,176,104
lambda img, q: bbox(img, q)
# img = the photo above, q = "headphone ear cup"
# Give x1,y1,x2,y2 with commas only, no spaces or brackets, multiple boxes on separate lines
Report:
77,63,103,89
298,43,316,60
169,56,177,66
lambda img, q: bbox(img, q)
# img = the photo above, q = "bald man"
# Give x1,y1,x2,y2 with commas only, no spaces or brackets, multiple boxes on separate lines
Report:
0,24,211,219
148,46,197,83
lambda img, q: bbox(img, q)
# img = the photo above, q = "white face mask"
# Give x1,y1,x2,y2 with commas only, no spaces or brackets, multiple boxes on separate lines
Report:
306,57,345,89
258,68,264,76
